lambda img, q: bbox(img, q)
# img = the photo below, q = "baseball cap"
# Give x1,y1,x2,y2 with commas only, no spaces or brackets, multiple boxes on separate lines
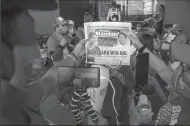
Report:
2,0,58,13
53,16,68,27
167,24,183,31
68,20,75,26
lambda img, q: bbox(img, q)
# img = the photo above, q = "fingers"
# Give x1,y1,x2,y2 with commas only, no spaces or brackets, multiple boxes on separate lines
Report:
80,39,89,45
128,31,137,40
60,38,68,45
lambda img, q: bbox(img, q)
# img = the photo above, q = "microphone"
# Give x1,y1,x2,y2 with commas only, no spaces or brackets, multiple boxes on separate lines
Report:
137,44,147,54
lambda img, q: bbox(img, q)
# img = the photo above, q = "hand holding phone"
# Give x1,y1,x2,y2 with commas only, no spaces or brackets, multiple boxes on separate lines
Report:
57,67,100,88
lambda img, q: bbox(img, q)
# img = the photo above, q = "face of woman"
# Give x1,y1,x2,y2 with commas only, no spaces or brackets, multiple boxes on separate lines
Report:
112,17,117,21
159,6,164,14
118,34,126,45
85,11,89,15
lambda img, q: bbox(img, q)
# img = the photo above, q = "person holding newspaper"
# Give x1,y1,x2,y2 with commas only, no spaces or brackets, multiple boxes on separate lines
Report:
128,32,190,125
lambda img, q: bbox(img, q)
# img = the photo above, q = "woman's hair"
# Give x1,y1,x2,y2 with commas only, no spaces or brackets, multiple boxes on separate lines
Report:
160,4,165,12
140,33,154,52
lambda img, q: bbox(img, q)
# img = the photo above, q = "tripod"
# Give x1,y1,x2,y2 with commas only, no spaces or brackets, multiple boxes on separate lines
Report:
70,87,98,125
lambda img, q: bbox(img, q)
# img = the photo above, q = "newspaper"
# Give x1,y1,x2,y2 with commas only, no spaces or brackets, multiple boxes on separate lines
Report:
84,22,132,66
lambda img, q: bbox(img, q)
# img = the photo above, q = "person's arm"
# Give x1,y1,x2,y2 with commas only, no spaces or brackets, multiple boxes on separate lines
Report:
174,33,187,44
118,10,121,21
46,36,57,59
107,9,111,21
144,48,174,87
0,80,30,125
155,14,164,25
42,52,78,84
50,38,68,62
76,30,85,41
50,46,64,61
90,15,93,22
129,33,174,88
84,15,86,23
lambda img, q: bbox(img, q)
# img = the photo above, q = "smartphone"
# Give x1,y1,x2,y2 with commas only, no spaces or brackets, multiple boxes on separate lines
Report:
164,32,177,42
135,53,149,88
57,66,100,88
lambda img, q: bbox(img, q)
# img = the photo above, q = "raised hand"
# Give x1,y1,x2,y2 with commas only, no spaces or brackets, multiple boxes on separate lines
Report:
72,39,88,59
128,32,143,50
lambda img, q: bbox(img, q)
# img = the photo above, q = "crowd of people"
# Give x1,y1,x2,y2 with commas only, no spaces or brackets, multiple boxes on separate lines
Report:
1,0,190,125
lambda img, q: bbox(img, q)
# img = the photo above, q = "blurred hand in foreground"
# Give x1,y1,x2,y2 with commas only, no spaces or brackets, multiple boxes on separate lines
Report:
72,39,88,59
128,92,141,125
10,44,41,89
128,32,143,50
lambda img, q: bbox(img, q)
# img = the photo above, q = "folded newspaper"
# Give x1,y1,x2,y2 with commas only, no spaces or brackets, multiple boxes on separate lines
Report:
84,22,132,66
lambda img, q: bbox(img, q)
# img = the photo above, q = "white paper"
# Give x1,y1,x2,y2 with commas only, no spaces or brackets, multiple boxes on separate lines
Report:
84,22,132,66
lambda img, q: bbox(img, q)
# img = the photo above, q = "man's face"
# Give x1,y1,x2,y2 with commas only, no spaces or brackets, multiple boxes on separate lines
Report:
68,25,75,35
85,11,89,15
3,10,37,46
118,34,127,46
56,25,68,33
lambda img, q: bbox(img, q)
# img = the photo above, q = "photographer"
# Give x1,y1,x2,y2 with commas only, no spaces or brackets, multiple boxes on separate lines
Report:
107,0,121,22
128,32,190,125
155,4,165,39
